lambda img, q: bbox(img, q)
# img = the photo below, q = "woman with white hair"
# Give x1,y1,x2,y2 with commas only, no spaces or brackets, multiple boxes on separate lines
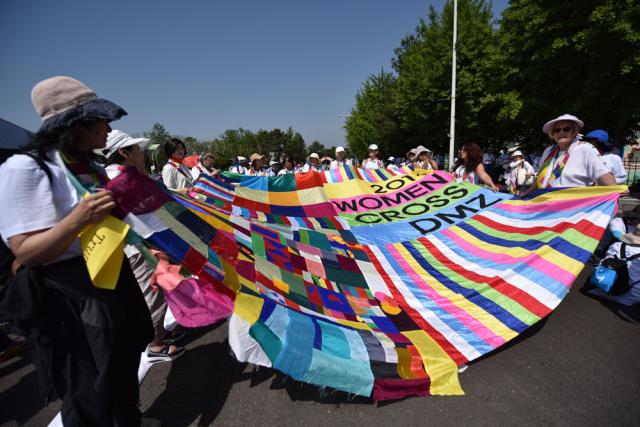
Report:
530,114,615,190
330,146,351,169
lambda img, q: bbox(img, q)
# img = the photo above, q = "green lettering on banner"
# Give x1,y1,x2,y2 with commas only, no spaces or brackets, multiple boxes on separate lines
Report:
344,183,477,225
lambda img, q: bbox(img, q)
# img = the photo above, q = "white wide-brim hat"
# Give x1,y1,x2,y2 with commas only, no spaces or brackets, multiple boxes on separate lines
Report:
621,229,640,245
415,145,431,156
96,129,150,158
542,114,584,135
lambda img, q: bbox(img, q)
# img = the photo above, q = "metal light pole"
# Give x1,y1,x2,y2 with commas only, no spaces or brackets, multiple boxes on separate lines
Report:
448,0,458,170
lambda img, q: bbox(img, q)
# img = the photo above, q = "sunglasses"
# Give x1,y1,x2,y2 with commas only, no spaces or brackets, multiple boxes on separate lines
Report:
552,126,574,134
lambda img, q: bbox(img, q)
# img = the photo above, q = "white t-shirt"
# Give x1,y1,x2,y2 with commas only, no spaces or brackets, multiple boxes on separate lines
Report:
0,152,82,262
363,158,383,170
454,164,477,184
104,163,122,180
191,164,204,181
539,141,610,188
601,153,627,184
162,162,192,191
301,163,319,173
330,159,352,169
506,160,535,187
230,165,247,175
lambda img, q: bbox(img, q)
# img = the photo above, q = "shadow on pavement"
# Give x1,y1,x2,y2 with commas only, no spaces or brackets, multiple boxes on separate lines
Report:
268,372,373,405
579,285,640,324
143,339,245,426
0,353,59,426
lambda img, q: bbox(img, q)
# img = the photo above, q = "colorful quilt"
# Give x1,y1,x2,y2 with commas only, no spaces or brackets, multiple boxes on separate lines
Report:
107,166,624,400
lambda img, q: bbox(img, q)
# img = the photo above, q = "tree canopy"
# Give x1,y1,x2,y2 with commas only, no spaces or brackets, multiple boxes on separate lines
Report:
345,0,640,156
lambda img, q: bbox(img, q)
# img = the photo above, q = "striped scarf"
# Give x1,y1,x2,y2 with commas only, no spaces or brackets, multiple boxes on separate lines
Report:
60,152,109,192
536,144,571,188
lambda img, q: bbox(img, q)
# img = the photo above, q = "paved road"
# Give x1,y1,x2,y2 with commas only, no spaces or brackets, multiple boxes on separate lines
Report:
2,269,639,426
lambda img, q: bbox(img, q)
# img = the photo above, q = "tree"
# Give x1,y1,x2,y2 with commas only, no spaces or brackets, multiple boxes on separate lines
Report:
392,0,511,152
306,141,326,157
499,0,640,146
344,69,403,159
143,122,171,171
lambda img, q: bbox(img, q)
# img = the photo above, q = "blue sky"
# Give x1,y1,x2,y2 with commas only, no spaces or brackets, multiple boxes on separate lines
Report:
0,0,508,146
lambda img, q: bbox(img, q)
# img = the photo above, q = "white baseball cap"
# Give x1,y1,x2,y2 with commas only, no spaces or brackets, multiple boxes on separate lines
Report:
335,146,345,153
97,129,150,158
309,152,320,160
368,144,378,151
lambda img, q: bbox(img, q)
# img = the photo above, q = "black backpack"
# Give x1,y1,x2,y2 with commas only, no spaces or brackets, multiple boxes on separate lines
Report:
0,150,52,312
601,243,640,295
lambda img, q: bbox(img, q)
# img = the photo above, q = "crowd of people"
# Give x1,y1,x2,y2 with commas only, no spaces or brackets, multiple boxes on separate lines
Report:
1,76,639,426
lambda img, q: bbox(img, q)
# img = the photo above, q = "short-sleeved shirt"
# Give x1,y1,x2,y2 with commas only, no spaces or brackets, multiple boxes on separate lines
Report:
363,158,383,170
601,153,627,184
0,152,82,262
330,159,352,169
539,141,610,188
454,164,477,184
162,162,192,190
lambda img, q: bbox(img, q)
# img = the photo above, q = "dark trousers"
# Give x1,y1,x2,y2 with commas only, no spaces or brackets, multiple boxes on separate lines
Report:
39,257,153,427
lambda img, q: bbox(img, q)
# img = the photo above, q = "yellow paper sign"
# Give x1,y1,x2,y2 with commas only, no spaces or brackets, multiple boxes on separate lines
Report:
80,215,130,290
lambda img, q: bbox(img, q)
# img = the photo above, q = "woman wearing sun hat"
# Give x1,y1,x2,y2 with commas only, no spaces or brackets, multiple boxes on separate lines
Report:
0,76,152,425
532,114,615,189
246,152,267,176
415,145,439,171
302,152,321,172
505,150,535,195
98,129,186,363
99,129,151,179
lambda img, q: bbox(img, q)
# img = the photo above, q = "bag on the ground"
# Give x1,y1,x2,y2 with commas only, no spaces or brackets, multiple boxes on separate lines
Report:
590,243,640,295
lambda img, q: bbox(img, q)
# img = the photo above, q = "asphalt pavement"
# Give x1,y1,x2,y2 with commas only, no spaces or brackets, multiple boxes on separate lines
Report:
1,268,639,427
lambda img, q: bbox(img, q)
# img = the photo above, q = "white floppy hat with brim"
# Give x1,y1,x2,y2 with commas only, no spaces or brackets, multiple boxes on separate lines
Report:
542,114,584,135
415,145,431,156
621,229,640,245
97,129,150,158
